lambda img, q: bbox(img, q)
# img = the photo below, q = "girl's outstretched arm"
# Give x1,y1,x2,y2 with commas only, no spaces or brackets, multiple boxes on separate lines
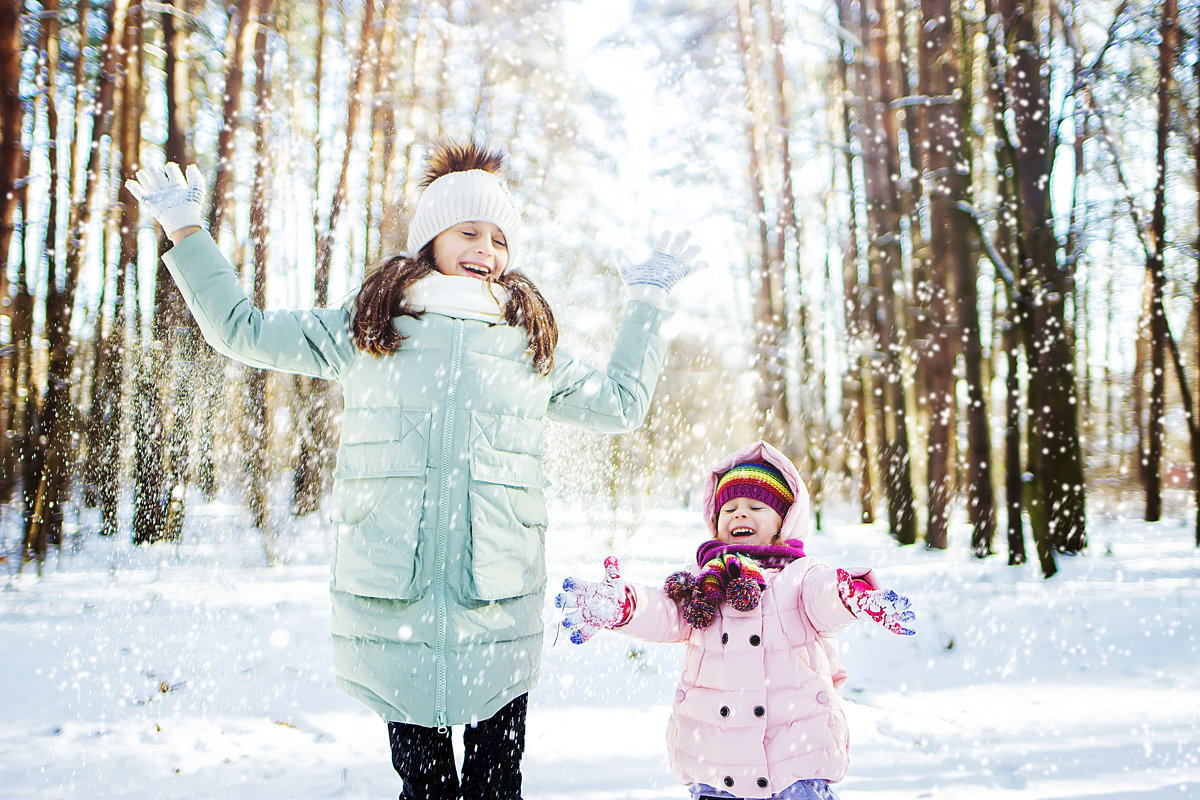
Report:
128,163,357,380
795,562,917,636
555,557,693,645
547,234,702,431
546,299,669,432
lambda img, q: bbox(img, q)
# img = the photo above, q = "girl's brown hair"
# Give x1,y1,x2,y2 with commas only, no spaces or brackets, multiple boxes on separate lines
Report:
350,248,559,375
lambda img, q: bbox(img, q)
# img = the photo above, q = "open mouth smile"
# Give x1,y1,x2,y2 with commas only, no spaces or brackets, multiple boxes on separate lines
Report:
460,262,491,277
730,527,757,538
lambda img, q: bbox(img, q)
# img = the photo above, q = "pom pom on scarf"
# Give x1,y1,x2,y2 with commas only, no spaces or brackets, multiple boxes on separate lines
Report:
664,571,695,601
681,596,717,628
663,553,768,627
725,575,763,612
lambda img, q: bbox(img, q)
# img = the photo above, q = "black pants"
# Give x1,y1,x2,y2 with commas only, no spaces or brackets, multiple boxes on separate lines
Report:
388,693,527,800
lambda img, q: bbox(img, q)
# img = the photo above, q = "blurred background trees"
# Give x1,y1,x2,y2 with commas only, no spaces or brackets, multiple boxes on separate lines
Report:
3,0,1198,577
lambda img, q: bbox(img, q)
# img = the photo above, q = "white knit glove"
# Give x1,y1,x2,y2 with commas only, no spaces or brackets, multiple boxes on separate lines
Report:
617,230,704,304
124,162,207,236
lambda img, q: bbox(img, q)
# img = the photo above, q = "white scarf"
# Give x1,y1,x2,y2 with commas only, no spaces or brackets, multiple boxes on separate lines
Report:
407,271,509,323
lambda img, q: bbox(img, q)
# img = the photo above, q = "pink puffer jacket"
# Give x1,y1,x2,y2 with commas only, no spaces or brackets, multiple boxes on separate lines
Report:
617,441,858,798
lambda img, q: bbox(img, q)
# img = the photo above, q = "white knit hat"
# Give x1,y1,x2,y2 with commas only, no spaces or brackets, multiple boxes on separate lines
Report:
406,169,522,268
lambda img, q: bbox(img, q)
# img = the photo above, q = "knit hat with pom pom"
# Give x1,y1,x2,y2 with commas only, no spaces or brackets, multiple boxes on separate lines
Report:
406,142,523,268
714,460,795,519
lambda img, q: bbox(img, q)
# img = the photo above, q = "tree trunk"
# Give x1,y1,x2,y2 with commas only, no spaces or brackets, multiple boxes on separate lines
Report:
0,0,22,279
1064,2,1090,456
13,157,37,535
1003,315,1026,565
152,0,201,543
294,0,381,518
955,6,998,555
735,0,789,447
193,0,256,501
25,0,129,566
247,0,274,537
99,1,144,537
857,0,917,544
3,0,49,506
765,0,823,516
1194,0,1200,547
984,0,1044,572
1144,0,1177,522
288,0,328,520
0,0,23,507
916,0,959,551
208,0,255,237
920,0,997,552
1000,0,1085,560
835,0,875,525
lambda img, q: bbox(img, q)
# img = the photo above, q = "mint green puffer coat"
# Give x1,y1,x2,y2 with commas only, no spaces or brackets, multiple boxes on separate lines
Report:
162,231,669,727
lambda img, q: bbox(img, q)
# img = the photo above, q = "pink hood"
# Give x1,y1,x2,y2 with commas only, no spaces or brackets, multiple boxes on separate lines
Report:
701,441,810,543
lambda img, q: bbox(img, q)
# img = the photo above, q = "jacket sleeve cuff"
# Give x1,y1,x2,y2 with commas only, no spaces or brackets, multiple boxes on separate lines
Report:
626,284,669,307
802,563,859,634
612,583,691,643
612,586,637,627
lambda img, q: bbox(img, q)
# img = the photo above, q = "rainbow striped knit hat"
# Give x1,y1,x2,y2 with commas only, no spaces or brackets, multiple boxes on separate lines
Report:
715,461,795,518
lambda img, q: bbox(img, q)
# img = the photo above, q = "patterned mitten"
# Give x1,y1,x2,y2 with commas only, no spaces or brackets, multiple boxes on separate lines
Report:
836,568,917,636
617,230,705,294
556,556,633,644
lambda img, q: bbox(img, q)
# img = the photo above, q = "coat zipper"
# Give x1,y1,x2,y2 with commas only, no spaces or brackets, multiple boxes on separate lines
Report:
434,319,464,730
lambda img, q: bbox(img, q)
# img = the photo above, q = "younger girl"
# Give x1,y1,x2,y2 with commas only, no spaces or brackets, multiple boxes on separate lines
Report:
557,441,915,800
127,142,700,799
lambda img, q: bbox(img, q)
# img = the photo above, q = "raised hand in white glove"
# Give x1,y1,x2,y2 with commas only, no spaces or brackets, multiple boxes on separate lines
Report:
617,230,705,305
124,162,207,238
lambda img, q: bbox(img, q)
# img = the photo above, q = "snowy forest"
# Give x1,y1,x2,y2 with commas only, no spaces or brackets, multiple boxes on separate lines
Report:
2,0,1200,580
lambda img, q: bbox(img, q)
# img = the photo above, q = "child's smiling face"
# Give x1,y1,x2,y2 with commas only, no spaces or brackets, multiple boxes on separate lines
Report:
715,496,783,546
432,221,509,279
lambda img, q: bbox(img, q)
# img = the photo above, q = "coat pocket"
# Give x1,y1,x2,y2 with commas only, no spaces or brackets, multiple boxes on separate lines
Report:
465,411,550,602
330,409,431,599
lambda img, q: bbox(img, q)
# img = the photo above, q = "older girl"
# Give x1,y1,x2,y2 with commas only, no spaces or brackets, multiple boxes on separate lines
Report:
128,142,699,799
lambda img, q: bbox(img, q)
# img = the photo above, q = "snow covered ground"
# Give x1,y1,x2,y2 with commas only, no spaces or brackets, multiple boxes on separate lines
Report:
2,492,1198,799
